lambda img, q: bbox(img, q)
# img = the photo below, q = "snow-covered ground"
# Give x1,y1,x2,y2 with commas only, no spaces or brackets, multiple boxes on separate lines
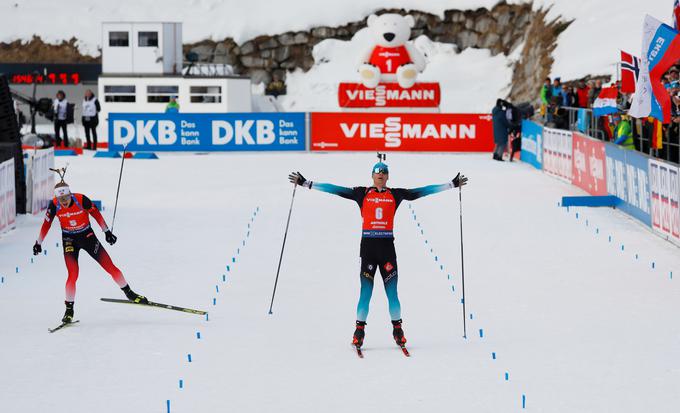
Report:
1,152,679,412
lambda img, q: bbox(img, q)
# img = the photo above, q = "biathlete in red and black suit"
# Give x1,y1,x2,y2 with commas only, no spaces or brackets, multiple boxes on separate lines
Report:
33,180,147,323
288,162,468,348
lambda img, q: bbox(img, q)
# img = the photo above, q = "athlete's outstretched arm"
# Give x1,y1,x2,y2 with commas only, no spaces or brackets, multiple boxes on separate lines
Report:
398,173,469,201
288,171,361,201
36,202,57,244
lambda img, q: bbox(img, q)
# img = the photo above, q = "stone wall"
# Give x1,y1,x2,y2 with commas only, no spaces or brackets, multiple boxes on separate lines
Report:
0,1,572,103
184,1,537,88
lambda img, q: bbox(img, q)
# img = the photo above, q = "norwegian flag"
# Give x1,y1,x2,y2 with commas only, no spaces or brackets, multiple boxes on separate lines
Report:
620,51,640,94
675,0,680,30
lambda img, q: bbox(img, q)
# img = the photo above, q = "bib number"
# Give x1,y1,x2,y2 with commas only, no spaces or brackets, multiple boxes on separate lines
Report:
375,208,383,220
385,59,393,72
69,220,77,227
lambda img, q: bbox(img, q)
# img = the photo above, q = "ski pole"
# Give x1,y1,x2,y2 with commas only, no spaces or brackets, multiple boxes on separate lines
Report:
268,183,298,315
111,145,127,233
459,183,468,339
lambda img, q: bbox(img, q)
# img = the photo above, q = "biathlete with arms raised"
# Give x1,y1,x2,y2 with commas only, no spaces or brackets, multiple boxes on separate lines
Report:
288,160,467,350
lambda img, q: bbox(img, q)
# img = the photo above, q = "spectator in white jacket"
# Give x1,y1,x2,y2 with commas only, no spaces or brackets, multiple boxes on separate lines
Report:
81,89,101,150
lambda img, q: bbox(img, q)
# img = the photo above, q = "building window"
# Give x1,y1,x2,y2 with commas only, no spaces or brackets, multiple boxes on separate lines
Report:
138,31,159,47
190,86,222,103
147,85,179,103
104,85,136,102
109,32,129,47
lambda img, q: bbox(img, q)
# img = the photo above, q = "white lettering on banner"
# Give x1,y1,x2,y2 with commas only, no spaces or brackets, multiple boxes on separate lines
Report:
257,121,275,144
235,120,255,144
649,37,665,62
113,120,135,146
137,120,157,145
638,167,649,213
212,120,280,146
521,137,537,156
615,159,626,201
574,147,586,174
212,121,232,145
339,117,476,148
159,121,177,145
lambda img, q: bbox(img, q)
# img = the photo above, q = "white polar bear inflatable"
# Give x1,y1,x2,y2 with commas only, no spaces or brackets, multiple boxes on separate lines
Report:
358,13,426,89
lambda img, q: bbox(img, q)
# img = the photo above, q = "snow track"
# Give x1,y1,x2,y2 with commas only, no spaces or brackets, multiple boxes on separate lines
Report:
0,152,679,412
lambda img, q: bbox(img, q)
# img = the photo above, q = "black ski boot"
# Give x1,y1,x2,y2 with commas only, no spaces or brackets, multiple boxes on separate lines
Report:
62,301,74,323
352,321,367,348
122,285,149,304
392,319,407,346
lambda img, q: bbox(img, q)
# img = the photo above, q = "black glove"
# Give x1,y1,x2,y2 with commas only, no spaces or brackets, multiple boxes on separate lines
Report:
452,173,468,188
33,242,42,256
288,171,307,186
105,230,117,245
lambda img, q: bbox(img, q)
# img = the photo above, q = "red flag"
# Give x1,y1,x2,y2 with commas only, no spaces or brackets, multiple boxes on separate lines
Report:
620,51,640,94
650,117,664,149
674,0,680,30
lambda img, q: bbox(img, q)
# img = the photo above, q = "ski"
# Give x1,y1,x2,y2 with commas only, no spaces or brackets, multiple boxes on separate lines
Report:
399,345,410,357
100,298,207,316
354,345,364,358
48,320,80,333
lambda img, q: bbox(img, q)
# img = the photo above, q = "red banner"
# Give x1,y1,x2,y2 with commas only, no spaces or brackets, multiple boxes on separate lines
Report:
338,82,440,108
571,132,607,195
310,112,493,152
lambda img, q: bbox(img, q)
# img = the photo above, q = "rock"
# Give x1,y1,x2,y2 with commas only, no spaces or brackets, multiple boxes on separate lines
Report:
189,44,215,62
311,26,336,38
293,32,310,44
240,41,257,56
280,59,298,69
248,69,271,85
257,36,279,50
271,69,287,81
456,31,479,49
278,32,296,46
301,56,315,71
241,55,275,68
474,16,495,33
336,27,351,38
480,32,501,49
274,46,292,62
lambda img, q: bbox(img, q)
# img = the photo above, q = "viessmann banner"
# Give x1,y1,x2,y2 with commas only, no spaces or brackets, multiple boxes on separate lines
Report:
310,113,494,152
108,113,306,152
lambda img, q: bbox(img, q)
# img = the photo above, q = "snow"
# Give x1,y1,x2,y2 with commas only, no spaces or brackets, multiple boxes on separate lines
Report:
280,31,514,112
1,0,672,80
1,152,679,412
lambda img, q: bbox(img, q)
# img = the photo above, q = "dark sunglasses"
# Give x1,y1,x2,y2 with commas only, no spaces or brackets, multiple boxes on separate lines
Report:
373,167,389,174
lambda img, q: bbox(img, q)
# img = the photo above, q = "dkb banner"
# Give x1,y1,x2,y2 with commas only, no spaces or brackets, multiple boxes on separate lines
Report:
520,120,543,169
108,113,306,152
605,143,652,227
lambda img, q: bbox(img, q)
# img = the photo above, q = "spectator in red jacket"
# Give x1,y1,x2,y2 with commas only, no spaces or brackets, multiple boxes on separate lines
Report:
577,81,590,108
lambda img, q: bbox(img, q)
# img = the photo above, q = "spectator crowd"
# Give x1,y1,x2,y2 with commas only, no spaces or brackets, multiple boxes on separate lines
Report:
537,70,680,165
